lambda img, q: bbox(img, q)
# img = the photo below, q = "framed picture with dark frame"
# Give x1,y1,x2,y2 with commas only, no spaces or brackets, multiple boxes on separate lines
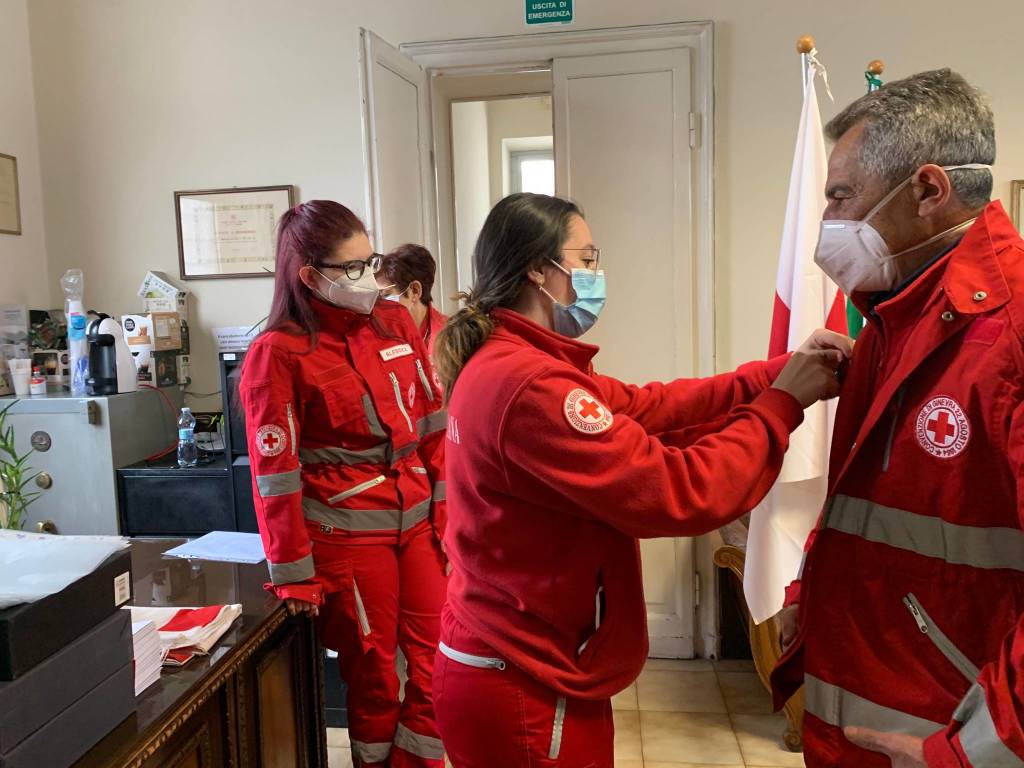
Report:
175,185,296,280
1012,180,1024,235
0,153,21,236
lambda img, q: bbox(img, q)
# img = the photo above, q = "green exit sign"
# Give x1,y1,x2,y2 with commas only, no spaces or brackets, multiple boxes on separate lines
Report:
526,0,573,26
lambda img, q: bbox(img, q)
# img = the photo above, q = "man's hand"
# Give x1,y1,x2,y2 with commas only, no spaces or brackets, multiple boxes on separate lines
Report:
779,604,799,651
798,328,855,359
844,727,926,767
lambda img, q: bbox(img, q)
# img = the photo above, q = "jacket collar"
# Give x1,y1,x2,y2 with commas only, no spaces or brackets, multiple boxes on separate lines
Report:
851,200,1015,319
312,296,370,334
491,308,599,372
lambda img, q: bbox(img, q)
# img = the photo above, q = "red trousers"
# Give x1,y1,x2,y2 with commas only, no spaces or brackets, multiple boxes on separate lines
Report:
316,524,448,768
433,609,614,768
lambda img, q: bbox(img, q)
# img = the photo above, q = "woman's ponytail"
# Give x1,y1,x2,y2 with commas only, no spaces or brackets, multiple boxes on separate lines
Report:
433,193,582,401
434,293,494,402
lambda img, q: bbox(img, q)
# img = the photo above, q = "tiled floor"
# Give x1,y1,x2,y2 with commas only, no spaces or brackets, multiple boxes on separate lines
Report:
326,658,804,767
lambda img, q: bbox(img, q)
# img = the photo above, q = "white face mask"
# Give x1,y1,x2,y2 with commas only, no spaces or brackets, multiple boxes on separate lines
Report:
314,267,380,314
383,292,404,303
813,164,991,295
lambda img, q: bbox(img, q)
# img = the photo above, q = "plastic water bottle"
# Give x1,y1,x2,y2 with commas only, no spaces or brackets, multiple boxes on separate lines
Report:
177,407,198,468
60,269,89,395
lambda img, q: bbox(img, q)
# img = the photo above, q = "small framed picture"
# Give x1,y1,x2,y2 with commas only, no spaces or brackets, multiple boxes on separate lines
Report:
1012,180,1024,235
0,153,21,236
175,185,296,280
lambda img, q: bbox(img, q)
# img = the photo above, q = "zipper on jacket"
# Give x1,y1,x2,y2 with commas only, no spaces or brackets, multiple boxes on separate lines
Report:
286,403,297,456
438,641,506,670
415,360,436,402
389,372,414,432
327,475,386,505
882,386,906,472
903,593,980,682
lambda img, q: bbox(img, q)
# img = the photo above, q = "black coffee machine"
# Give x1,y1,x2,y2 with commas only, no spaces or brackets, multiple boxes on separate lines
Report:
86,314,118,395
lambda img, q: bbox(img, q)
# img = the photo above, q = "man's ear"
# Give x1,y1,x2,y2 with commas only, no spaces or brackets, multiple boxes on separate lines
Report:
912,164,954,217
408,280,423,302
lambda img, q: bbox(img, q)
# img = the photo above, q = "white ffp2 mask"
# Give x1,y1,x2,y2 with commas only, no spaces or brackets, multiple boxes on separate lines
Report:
813,164,991,295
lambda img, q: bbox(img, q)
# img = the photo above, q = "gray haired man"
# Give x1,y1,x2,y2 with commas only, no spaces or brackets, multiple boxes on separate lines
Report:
771,69,1024,767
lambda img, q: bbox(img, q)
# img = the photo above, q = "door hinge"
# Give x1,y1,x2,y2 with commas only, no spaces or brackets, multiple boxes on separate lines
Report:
688,112,700,149
694,571,701,607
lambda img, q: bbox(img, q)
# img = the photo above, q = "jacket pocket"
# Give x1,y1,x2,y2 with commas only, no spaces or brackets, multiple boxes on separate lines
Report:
577,580,607,656
315,365,368,430
327,475,386,505
903,593,980,682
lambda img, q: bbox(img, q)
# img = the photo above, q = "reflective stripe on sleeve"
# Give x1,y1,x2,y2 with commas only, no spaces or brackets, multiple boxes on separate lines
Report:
824,495,1024,572
432,481,446,502
363,394,387,440
955,683,1022,767
418,409,448,438
267,552,315,585
255,468,301,498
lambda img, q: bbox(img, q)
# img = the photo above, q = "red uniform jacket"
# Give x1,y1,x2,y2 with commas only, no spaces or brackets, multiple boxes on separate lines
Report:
239,299,446,605
772,202,1024,767
443,309,803,699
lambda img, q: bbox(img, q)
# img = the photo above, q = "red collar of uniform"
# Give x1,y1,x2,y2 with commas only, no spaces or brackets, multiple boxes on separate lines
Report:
491,308,599,372
311,296,370,334
850,200,1016,318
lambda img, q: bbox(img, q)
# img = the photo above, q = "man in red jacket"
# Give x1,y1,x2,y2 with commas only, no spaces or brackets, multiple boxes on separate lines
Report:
772,69,1024,767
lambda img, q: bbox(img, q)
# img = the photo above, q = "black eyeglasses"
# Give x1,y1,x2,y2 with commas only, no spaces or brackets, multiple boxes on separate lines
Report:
314,253,384,281
563,247,601,273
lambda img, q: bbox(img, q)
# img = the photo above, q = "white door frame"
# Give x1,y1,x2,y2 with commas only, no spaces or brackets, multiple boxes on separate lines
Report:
403,22,721,658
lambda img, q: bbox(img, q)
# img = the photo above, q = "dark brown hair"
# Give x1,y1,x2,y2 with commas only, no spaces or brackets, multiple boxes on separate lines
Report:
434,193,581,400
381,244,437,304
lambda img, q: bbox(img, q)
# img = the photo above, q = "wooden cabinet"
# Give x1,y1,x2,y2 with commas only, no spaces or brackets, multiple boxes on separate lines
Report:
76,540,327,768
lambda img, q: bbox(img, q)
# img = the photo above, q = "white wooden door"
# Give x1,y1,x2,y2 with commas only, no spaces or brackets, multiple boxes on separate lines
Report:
554,48,698,658
359,30,437,255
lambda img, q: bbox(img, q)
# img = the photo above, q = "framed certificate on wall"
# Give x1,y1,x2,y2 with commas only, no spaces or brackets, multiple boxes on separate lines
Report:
0,154,21,236
175,185,296,280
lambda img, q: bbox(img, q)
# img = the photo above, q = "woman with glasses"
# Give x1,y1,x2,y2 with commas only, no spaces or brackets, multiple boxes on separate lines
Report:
240,201,448,768
431,193,852,767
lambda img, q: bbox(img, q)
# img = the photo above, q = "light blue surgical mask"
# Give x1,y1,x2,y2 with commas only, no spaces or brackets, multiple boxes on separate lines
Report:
539,259,607,339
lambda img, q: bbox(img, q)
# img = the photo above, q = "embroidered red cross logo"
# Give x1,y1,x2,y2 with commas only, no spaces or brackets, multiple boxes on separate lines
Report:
928,410,956,445
578,399,602,420
262,432,280,450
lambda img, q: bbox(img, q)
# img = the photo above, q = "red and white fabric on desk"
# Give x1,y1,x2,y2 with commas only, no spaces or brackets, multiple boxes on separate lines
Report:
128,605,242,666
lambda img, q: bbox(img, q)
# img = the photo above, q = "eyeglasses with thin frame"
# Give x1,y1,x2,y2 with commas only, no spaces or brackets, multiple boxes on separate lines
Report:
314,253,384,281
562,247,601,273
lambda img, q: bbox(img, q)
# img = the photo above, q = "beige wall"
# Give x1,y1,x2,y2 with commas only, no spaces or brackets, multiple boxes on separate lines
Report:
485,96,553,203
0,0,49,308
21,0,1024,404
451,100,491,289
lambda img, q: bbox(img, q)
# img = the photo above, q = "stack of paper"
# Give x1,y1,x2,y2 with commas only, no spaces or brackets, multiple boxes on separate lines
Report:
163,532,266,565
130,620,163,695
129,605,243,667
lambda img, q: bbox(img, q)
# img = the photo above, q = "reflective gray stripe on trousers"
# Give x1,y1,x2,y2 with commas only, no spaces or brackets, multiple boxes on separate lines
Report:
352,740,392,763
954,683,1023,766
824,495,1024,571
302,496,431,533
255,468,301,498
394,723,445,759
267,552,315,585
804,675,944,738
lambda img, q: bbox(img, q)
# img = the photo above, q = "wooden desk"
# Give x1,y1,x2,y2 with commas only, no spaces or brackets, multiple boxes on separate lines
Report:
75,539,327,768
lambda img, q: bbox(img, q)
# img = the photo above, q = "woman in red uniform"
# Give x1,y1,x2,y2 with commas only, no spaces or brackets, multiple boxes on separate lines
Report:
431,193,851,767
379,244,448,371
240,201,448,768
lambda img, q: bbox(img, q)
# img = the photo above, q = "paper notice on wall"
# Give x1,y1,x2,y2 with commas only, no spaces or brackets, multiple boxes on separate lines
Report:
213,326,259,353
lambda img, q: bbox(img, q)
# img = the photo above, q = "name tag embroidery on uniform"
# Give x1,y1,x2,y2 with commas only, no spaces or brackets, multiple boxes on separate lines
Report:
380,344,414,361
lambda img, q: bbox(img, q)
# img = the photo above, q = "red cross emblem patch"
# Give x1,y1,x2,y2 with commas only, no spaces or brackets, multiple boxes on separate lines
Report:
255,424,288,457
564,388,614,435
915,396,970,459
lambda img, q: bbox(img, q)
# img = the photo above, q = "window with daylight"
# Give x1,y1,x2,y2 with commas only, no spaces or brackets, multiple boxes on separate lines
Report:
510,150,555,196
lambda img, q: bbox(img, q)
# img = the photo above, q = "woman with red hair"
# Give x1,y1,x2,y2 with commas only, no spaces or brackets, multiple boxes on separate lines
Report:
240,201,448,768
